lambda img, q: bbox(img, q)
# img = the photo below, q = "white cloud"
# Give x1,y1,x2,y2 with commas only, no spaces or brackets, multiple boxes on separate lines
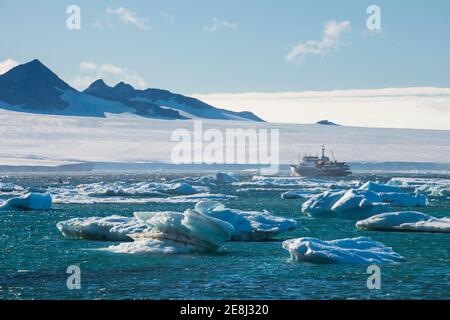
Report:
0,58,19,75
286,20,351,63
192,87,450,130
203,18,238,33
70,62,147,90
161,12,175,24
105,6,151,30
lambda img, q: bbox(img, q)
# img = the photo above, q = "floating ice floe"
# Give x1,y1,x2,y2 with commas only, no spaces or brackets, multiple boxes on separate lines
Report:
359,181,404,193
356,211,450,233
0,182,20,192
216,172,237,184
56,216,148,241
107,209,235,254
47,178,233,204
195,201,297,241
377,192,427,207
282,236,405,264
281,190,318,199
359,181,428,207
388,177,450,199
301,190,347,217
0,193,52,211
302,181,428,219
235,176,361,190
330,189,392,219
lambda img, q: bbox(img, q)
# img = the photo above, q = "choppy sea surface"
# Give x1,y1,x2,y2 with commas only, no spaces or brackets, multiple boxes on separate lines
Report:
1,171,449,300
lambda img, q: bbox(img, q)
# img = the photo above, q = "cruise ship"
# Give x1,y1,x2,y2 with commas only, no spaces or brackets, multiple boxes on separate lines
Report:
290,146,351,177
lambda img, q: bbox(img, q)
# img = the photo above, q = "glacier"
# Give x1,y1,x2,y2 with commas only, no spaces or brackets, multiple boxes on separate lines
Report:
356,211,450,233
0,107,449,168
282,236,405,264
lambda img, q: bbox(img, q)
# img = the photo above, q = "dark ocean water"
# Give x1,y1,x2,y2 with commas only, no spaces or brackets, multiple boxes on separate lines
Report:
1,172,449,300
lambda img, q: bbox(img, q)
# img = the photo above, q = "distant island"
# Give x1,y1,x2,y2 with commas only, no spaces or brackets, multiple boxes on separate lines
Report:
316,120,340,126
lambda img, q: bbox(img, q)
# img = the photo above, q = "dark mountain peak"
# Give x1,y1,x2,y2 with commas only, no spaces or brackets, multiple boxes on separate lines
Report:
0,59,74,111
0,58,263,122
86,79,110,91
114,81,135,94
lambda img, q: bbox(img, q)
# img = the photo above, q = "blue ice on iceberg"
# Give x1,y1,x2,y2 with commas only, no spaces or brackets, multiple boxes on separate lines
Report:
0,193,52,211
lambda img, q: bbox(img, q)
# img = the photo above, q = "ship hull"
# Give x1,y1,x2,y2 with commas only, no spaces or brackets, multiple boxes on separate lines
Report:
290,165,351,177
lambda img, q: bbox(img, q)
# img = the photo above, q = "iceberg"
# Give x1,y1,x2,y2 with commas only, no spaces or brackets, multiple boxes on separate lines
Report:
0,182,21,193
378,192,428,207
56,215,148,241
302,185,428,219
331,189,392,219
216,172,237,184
301,190,347,217
59,205,235,253
125,208,235,253
359,181,403,193
104,239,193,254
281,190,308,199
0,193,52,211
356,211,450,233
195,201,297,241
282,236,405,264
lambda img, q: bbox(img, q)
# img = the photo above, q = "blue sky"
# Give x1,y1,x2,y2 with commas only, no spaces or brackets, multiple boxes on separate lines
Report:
0,1,449,129
1,0,449,94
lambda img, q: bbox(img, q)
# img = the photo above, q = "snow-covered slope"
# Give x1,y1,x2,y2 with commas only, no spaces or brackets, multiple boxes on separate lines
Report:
0,59,263,121
0,108,449,167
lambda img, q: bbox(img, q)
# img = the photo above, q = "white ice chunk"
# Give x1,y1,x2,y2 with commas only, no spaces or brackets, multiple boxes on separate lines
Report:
132,208,235,252
281,190,306,199
56,215,148,241
104,239,192,254
331,189,392,219
301,190,347,216
0,193,52,211
0,182,22,192
359,181,403,193
216,172,237,184
282,236,405,264
195,201,297,241
378,192,428,207
356,211,450,233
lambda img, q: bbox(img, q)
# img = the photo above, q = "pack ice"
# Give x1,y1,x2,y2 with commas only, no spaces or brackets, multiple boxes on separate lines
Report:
356,211,450,233
302,181,428,219
282,237,405,264
195,201,297,241
0,193,52,211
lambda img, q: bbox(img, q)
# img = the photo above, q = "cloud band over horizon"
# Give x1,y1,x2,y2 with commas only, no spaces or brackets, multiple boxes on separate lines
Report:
192,87,450,130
